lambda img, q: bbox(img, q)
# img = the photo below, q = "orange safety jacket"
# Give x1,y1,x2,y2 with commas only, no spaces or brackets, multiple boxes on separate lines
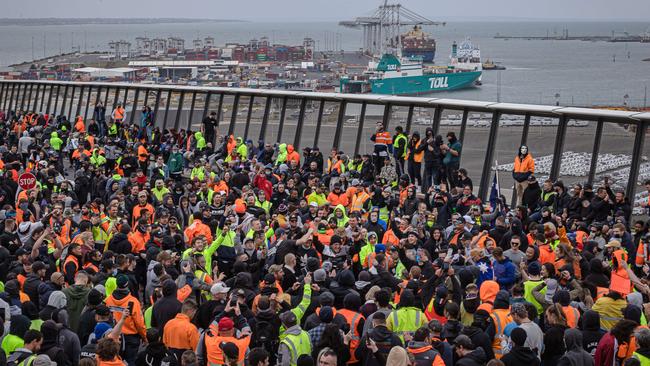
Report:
490,309,513,359
513,153,535,173
338,309,365,364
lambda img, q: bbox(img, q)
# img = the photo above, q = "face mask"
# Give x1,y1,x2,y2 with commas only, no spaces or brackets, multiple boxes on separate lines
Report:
138,226,147,233
19,203,28,210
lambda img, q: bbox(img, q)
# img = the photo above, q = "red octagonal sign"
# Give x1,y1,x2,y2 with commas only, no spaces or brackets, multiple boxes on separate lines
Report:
18,172,36,191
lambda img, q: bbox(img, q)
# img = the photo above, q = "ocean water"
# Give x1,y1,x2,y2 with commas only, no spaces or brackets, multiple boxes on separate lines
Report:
1,20,649,106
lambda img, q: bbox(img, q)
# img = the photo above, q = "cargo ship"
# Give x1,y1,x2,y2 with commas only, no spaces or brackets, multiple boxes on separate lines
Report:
401,26,436,63
340,53,481,95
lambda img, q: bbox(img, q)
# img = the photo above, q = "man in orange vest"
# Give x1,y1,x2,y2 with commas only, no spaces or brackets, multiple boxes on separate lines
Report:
132,191,155,226
512,145,535,207
488,290,513,359
339,293,365,364
62,243,83,285
197,304,251,366
371,121,392,175
104,274,147,365
111,104,126,123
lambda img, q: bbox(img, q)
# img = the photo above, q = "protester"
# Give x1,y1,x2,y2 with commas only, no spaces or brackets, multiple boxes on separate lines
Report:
3,105,650,366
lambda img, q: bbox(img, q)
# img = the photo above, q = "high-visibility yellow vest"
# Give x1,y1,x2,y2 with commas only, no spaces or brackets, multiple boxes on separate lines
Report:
280,331,312,366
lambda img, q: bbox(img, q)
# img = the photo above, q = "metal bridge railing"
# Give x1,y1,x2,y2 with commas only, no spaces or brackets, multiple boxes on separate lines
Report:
1,80,649,205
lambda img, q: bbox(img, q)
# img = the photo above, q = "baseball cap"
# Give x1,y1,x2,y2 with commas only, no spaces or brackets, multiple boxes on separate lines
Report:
116,274,129,289
15,248,28,256
218,317,235,332
95,305,111,317
313,269,327,283
210,282,230,296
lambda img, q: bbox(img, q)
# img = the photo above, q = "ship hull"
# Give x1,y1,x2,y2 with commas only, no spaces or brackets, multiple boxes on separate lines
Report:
370,71,481,95
402,49,436,63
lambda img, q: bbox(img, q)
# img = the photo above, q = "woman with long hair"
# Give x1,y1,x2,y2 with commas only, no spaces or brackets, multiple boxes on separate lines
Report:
555,243,582,279
595,319,639,366
542,304,569,366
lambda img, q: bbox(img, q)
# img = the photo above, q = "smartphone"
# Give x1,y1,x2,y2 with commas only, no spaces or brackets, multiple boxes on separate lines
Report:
127,301,134,314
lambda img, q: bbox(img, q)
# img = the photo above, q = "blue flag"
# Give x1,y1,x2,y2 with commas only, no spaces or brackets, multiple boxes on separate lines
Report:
489,173,500,212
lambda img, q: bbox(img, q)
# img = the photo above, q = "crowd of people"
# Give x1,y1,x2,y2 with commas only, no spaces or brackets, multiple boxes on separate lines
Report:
0,100,648,366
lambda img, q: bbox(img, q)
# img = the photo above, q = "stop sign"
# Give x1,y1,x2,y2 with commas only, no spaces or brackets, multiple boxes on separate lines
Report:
18,172,36,191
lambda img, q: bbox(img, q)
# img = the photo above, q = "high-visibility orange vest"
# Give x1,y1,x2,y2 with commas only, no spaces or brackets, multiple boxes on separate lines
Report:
406,141,423,162
204,324,250,365
75,117,85,133
636,240,650,267
424,297,448,325
114,107,125,120
374,131,392,146
338,309,365,364
490,309,512,359
350,191,369,213
563,306,580,328
138,145,148,162
63,255,79,278
595,287,609,301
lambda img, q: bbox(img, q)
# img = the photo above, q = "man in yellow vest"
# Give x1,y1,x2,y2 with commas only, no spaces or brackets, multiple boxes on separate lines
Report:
393,126,408,178
278,311,312,366
387,289,427,343
632,327,650,364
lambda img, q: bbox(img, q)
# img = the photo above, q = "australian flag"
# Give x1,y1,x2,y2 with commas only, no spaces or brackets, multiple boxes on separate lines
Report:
489,173,501,213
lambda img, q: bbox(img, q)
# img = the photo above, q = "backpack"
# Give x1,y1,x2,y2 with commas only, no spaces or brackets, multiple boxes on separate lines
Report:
7,352,35,366
251,319,279,359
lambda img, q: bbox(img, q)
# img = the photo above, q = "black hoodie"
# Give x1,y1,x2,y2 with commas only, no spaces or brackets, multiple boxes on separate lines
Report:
462,325,495,361
499,218,529,252
501,346,541,366
423,129,443,166
107,232,132,255
135,341,175,366
151,281,182,334
581,310,605,356
456,347,488,366
356,325,403,366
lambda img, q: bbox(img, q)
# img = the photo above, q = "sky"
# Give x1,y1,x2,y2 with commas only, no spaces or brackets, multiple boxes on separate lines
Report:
3,0,650,21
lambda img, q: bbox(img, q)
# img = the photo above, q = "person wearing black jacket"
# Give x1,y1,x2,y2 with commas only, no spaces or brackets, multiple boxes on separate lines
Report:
501,328,541,366
93,102,107,137
461,309,496,361
581,310,605,357
151,280,182,336
202,112,218,147
406,132,425,187
422,129,443,193
135,328,175,366
522,176,542,213
589,187,613,224
23,261,47,308
606,184,632,223
356,312,402,366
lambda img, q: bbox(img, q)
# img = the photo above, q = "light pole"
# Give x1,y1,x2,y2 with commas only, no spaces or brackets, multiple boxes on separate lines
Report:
555,93,560,106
